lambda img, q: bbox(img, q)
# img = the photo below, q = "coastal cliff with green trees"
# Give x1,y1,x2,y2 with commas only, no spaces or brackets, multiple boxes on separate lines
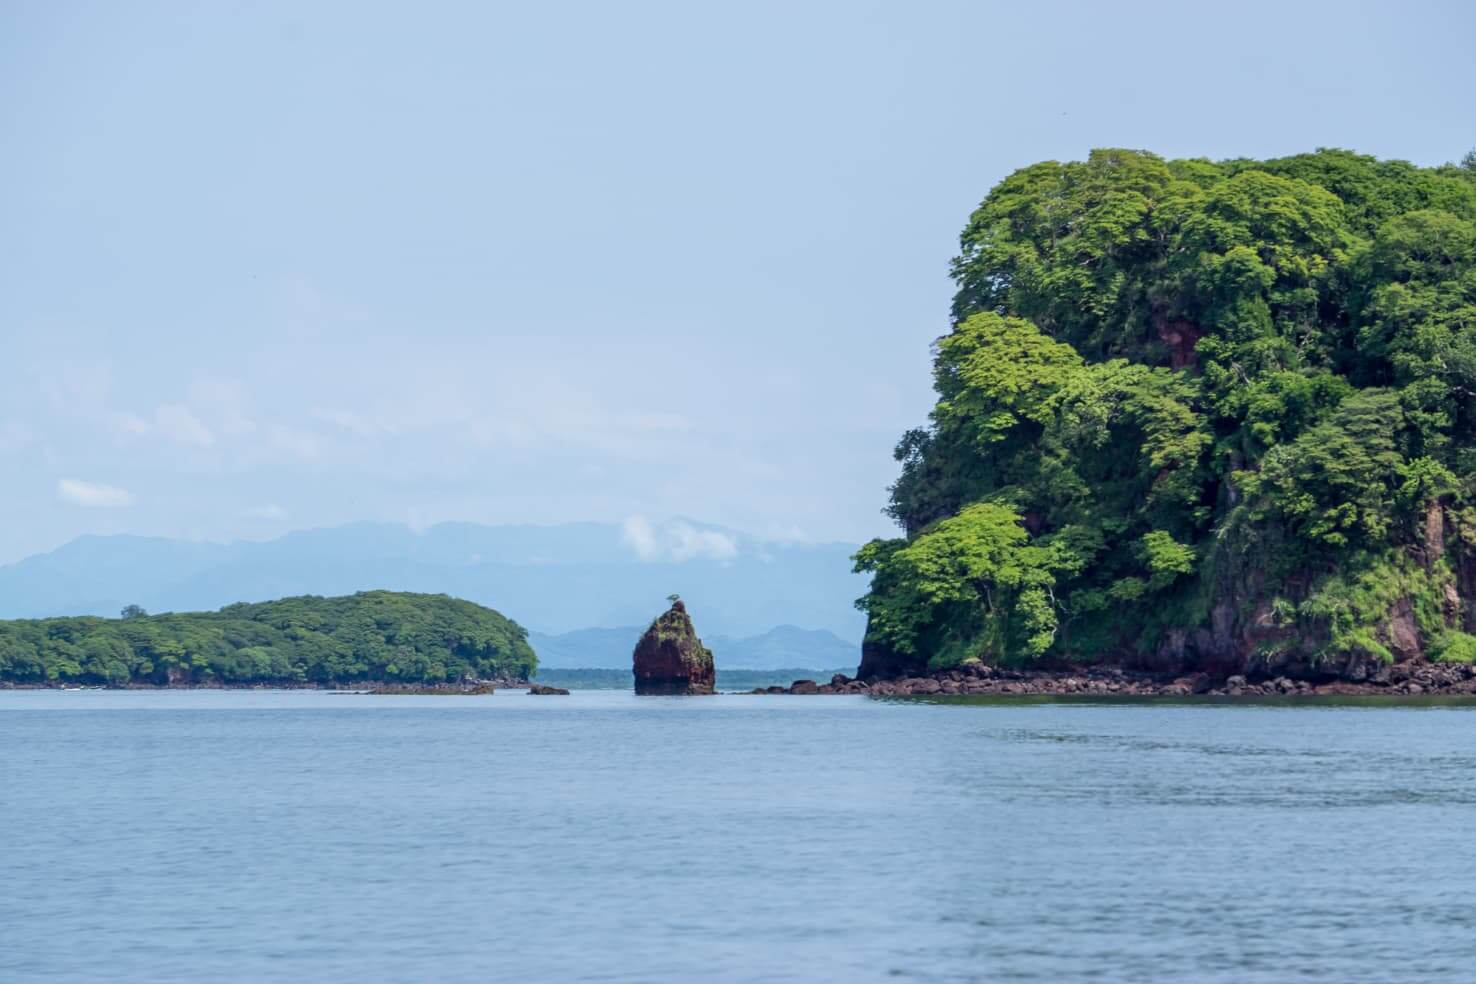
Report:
856,148,1476,681
0,591,535,686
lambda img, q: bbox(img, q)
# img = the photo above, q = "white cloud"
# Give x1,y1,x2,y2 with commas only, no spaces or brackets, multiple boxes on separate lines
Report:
58,478,135,508
244,503,288,520
667,521,739,562
154,404,215,447
621,516,739,563
621,516,659,560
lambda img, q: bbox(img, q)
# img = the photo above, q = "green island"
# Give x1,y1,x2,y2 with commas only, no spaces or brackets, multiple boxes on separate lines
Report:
0,591,535,687
856,148,1476,682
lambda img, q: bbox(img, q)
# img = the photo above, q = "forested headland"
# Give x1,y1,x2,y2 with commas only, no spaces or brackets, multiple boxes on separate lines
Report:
0,591,535,687
856,148,1476,681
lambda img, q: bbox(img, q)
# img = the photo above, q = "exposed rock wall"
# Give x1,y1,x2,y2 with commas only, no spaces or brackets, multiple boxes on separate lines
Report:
856,636,927,681
632,600,716,695
1150,501,1473,681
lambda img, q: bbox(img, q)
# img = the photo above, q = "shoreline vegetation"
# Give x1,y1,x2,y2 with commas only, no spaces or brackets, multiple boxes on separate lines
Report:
852,148,1476,687
0,592,535,688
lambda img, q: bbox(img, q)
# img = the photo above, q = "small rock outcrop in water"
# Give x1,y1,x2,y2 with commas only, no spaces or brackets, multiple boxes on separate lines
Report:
632,599,716,695
527,684,570,695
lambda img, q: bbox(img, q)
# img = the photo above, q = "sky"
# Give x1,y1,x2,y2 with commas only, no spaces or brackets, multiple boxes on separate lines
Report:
2,0,1473,564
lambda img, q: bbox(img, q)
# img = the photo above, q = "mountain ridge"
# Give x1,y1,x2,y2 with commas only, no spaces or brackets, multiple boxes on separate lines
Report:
0,519,869,640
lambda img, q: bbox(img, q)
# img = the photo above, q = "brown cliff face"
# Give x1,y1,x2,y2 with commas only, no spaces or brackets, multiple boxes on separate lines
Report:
632,600,715,695
1146,500,1475,682
856,634,927,681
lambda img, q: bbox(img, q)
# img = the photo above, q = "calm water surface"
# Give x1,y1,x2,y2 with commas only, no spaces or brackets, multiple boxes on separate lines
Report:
3,690,1475,982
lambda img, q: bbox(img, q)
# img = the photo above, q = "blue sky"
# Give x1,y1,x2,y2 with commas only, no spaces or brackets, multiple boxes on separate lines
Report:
2,0,1473,564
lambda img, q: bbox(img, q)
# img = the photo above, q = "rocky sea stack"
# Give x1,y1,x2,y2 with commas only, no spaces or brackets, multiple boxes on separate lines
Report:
632,599,716,695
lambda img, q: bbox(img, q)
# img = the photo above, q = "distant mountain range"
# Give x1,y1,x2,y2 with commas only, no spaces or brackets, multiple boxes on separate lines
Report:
0,518,868,641
530,624,858,670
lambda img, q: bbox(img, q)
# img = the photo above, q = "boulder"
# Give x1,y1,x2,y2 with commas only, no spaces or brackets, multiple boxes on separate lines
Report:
1170,673,1213,695
528,684,570,695
632,599,716,695
1382,599,1424,662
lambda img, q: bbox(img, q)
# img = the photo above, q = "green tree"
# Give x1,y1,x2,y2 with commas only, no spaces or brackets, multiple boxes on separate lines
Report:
860,147,1476,674
0,592,536,687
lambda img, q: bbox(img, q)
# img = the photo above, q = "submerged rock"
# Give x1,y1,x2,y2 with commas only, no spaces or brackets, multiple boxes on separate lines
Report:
632,599,715,695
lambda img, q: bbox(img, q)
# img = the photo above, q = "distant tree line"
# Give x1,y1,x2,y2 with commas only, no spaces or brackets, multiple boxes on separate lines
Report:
0,591,536,686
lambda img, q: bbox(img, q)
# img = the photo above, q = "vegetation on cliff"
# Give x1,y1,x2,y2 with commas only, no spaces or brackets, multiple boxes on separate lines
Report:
857,148,1476,677
0,591,535,686
632,599,716,694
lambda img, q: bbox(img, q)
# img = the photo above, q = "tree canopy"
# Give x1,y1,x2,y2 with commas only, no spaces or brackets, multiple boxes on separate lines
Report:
0,591,535,686
860,148,1476,672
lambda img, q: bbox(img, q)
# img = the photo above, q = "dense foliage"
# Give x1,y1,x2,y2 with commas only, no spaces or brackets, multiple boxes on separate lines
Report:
0,591,535,686
858,148,1476,673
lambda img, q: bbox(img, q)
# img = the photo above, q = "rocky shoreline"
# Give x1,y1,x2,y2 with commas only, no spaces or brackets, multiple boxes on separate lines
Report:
0,677,530,694
12,661,1476,697
753,659,1476,697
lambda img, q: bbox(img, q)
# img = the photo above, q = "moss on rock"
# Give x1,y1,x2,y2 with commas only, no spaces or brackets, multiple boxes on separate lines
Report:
632,600,716,695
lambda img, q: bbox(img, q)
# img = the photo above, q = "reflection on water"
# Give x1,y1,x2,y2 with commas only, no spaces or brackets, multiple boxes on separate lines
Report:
3,689,1474,982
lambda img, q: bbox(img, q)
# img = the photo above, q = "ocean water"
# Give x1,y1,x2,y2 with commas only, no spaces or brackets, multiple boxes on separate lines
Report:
3,690,1475,983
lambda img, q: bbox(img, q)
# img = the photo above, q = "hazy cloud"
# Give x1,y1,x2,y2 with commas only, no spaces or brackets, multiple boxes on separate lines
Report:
620,411,690,433
244,503,288,520
622,516,739,563
114,405,216,447
58,479,135,508
114,413,152,436
466,415,538,448
622,516,660,560
267,425,321,461
154,405,215,447
188,378,257,437
667,521,739,562
759,524,810,544
314,408,383,438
